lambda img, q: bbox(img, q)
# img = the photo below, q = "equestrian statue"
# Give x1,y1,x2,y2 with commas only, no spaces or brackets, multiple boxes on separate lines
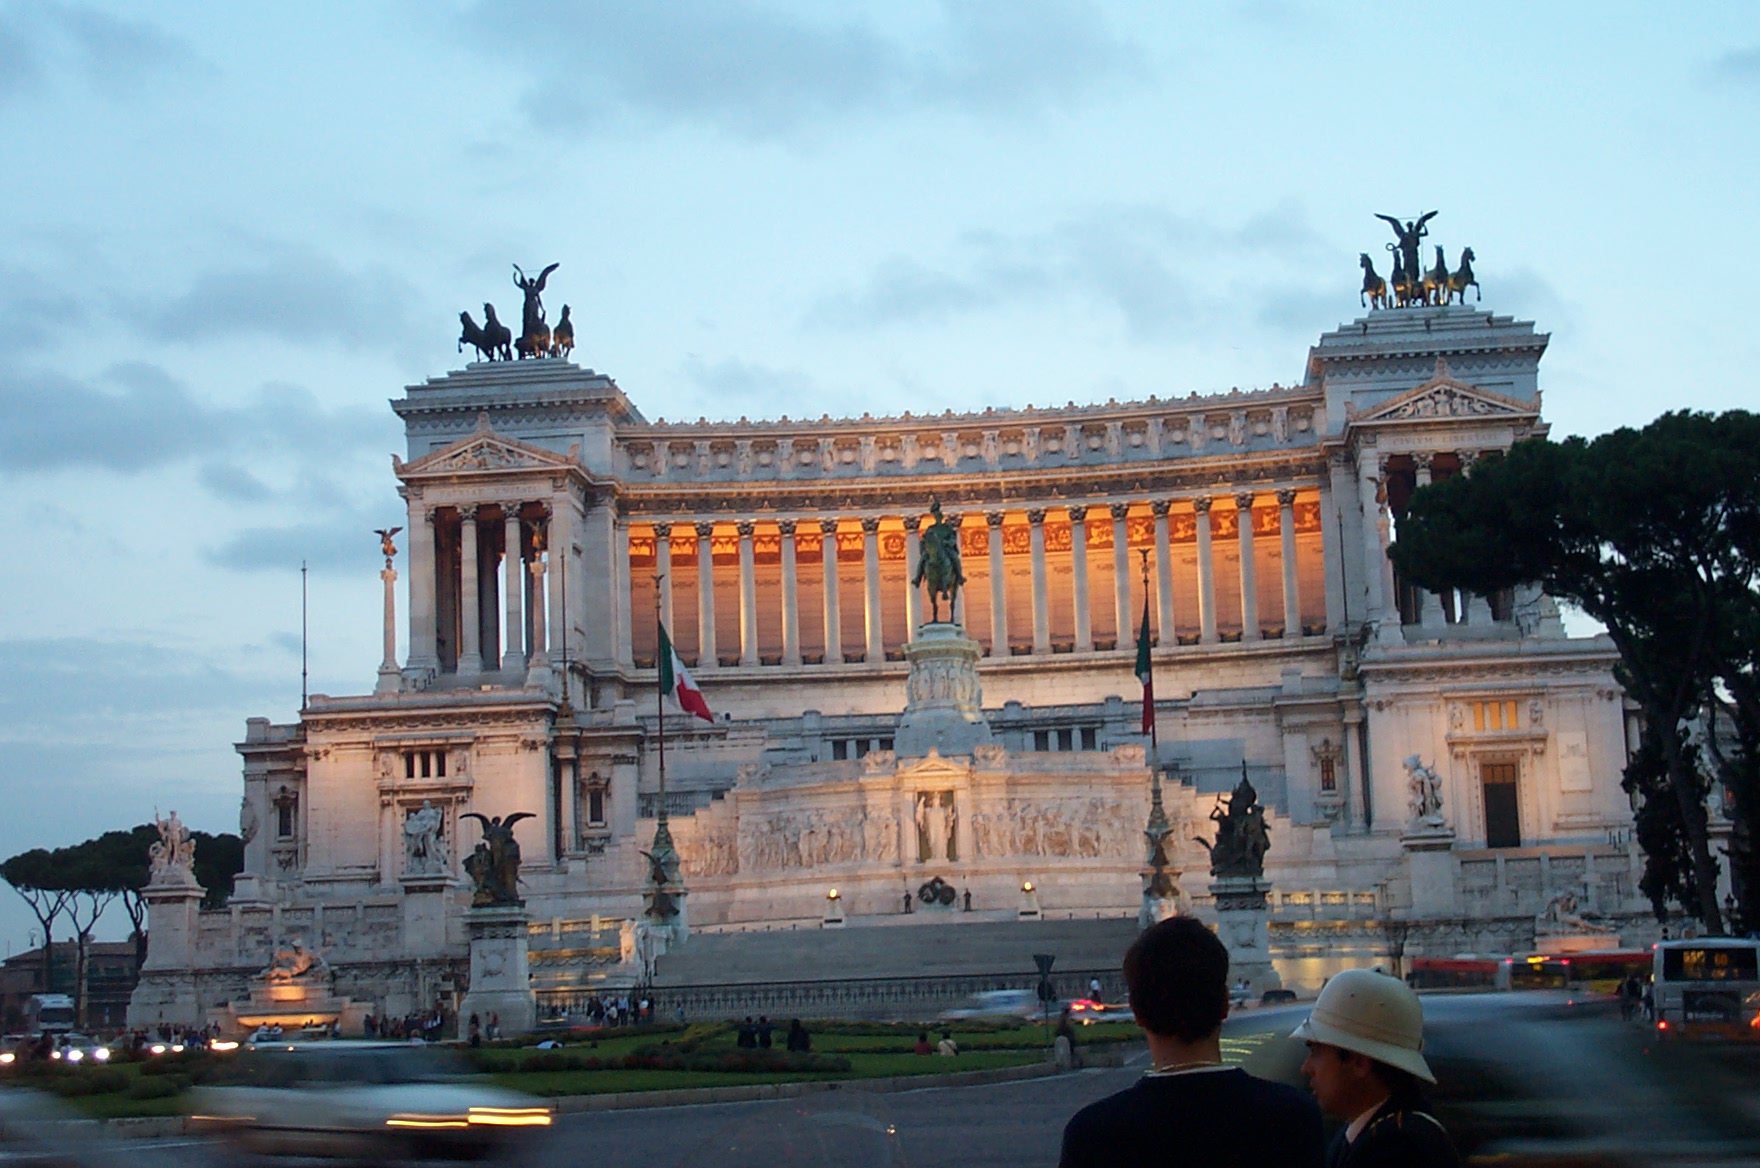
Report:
911,498,965,625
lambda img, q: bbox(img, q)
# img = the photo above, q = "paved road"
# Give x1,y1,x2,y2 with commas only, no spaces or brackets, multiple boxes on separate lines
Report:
532,993,1760,1166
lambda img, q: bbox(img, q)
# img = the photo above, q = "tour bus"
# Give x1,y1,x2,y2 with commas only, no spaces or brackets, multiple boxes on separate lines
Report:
23,994,74,1037
1652,937,1760,1039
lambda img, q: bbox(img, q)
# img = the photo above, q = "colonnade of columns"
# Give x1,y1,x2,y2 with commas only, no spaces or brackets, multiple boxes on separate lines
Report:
404,500,554,679
1356,446,1496,643
630,491,1317,670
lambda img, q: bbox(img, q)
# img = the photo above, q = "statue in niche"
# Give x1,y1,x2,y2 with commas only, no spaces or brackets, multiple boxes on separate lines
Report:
1404,755,1446,826
403,800,448,876
916,791,956,862
1195,771,1270,879
461,811,533,906
912,498,965,624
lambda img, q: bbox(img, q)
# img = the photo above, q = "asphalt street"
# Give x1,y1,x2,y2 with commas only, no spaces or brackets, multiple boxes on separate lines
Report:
533,993,1760,1167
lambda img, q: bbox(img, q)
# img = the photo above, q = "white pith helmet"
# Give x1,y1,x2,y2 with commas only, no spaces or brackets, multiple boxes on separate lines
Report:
1290,967,1435,1083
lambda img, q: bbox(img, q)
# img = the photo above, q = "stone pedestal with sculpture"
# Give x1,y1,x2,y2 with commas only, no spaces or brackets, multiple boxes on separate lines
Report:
457,906,536,1038
126,812,208,1028
894,623,994,759
1400,756,1460,918
1197,774,1281,995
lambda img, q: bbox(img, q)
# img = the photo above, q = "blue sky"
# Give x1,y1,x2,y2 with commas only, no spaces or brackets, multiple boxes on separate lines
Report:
1,1,1756,950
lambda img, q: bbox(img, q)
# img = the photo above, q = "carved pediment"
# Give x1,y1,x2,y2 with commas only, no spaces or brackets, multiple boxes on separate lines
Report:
1352,358,1538,425
893,747,972,782
398,413,576,479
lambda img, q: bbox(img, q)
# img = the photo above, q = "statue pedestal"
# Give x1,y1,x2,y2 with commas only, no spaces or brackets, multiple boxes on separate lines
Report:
1208,878,1281,997
126,875,207,1029
457,906,536,1039
895,623,994,758
399,876,459,957
1401,827,1458,917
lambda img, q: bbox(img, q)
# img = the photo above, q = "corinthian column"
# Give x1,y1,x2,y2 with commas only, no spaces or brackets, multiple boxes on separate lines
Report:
1412,454,1447,632
1234,493,1259,643
779,519,800,666
862,517,883,662
695,521,718,670
820,519,843,664
1194,497,1218,644
376,552,400,694
1111,502,1132,645
1068,505,1092,652
408,502,438,676
457,506,482,675
904,514,923,634
1152,500,1175,644
1277,489,1301,639
502,506,524,670
986,511,1008,658
1027,508,1050,654
737,520,758,667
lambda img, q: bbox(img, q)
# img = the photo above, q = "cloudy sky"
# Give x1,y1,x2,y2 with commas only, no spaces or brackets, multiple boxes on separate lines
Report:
1,2,1756,950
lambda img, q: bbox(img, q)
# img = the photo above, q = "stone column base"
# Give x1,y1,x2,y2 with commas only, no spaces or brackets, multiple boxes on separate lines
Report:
458,906,536,1039
1208,878,1281,997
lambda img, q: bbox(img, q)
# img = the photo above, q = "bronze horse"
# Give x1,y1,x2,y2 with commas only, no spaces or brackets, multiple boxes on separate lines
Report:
458,304,513,361
1447,247,1480,303
1359,253,1388,309
551,305,575,358
1423,245,1450,307
1388,245,1418,307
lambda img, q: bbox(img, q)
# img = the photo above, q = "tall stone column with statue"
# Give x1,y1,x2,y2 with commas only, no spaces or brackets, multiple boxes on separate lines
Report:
456,812,537,1038
895,499,995,759
1198,772,1281,996
126,812,207,1028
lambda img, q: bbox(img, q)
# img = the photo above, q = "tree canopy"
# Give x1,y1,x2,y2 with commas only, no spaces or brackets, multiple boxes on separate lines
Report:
1391,410,1760,932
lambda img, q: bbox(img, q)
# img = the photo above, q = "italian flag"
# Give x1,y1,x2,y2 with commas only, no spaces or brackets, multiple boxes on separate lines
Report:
1135,597,1154,735
659,623,714,723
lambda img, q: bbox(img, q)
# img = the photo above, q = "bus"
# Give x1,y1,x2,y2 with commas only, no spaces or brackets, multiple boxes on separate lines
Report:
23,994,74,1037
1407,952,1650,994
1549,951,1653,995
1652,938,1760,1039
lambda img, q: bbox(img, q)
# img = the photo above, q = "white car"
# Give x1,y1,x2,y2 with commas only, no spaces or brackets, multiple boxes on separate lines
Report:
188,1043,551,1160
939,989,1041,1020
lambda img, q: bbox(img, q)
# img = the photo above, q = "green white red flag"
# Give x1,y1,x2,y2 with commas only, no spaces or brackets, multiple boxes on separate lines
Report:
659,623,714,722
1135,596,1154,736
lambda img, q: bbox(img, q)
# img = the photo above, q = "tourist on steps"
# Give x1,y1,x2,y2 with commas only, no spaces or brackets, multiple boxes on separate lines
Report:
1058,916,1323,1168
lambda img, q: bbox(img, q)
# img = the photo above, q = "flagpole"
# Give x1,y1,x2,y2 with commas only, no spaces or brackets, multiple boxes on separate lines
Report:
654,576,666,827
1139,548,1175,917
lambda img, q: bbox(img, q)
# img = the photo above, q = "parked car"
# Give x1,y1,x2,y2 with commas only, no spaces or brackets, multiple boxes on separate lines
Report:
939,989,1040,1020
188,1043,551,1160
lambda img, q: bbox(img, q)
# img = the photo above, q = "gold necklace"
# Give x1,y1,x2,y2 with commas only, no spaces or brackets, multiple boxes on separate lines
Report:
1147,1059,1225,1075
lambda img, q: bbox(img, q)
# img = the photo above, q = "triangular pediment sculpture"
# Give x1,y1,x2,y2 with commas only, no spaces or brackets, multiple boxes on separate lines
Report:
396,413,577,478
893,747,972,782
1351,358,1538,425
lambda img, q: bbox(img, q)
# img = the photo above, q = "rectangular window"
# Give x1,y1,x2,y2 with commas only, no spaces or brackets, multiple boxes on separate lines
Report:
879,738,894,752
1482,762,1521,848
854,739,870,759
1057,729,1073,751
1319,757,1337,793
1034,730,1051,752
435,752,446,778
405,753,417,779
588,789,605,826
1080,727,1098,751
831,740,848,761
276,802,294,839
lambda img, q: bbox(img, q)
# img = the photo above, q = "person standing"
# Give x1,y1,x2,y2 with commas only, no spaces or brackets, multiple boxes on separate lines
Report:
757,1015,775,1049
1059,917,1323,1167
1293,968,1459,1167
786,1019,811,1053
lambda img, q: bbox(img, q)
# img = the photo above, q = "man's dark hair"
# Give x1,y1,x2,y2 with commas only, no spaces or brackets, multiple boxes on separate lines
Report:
1339,1049,1423,1103
1123,916,1229,1042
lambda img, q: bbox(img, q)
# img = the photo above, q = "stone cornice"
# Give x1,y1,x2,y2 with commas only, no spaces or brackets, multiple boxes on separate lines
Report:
609,450,1330,517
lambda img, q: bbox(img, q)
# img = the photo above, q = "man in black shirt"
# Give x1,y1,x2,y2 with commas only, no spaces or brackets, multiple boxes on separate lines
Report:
1059,917,1323,1168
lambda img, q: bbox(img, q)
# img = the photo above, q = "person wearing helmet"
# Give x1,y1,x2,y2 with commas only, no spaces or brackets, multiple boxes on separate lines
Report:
1292,968,1459,1167
1060,917,1323,1168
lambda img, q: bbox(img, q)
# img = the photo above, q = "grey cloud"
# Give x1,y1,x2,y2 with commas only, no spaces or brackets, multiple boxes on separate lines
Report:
809,205,1336,340
208,517,385,576
463,0,1143,139
127,252,422,351
0,263,88,351
198,461,274,502
0,2,205,105
1713,46,1760,83
0,362,396,475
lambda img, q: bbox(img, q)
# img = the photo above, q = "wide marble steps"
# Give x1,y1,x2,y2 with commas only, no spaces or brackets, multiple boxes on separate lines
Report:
653,916,1141,987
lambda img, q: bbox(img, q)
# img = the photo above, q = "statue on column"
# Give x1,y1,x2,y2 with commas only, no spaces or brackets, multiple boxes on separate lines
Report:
461,812,533,906
911,498,965,624
148,810,197,883
375,527,402,567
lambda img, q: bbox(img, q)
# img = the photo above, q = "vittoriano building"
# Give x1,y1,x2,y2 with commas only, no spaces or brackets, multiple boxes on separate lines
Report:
130,294,1660,1031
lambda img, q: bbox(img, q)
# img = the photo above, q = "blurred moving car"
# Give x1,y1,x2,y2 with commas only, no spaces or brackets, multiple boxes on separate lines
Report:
188,1043,551,1160
939,990,1040,1020
1062,998,1135,1024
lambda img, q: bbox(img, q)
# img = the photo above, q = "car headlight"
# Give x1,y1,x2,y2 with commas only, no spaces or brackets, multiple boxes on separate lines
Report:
0,1052,14,1065
65,1049,83,1063
149,1043,167,1055
467,1107,553,1127
92,1048,110,1062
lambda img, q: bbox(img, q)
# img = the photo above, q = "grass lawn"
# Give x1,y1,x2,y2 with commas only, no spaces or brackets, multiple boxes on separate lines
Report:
65,1092,187,1119
489,1048,1046,1097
